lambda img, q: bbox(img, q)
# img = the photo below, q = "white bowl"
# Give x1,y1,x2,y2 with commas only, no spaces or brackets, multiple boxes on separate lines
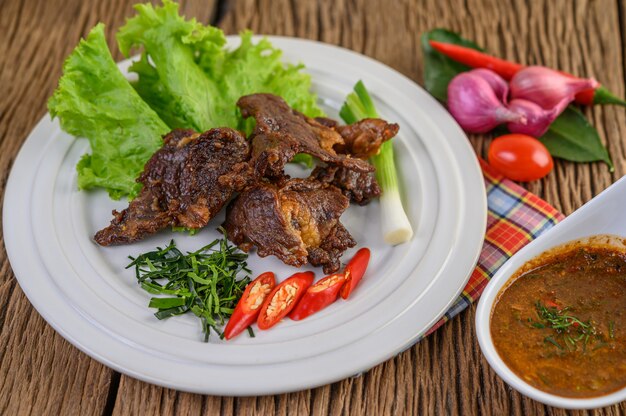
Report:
476,175,626,409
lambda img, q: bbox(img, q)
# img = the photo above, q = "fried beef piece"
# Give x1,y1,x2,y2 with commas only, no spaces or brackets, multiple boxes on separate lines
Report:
312,119,398,204
223,178,355,273
95,128,250,245
335,118,399,159
237,94,374,179
311,165,381,205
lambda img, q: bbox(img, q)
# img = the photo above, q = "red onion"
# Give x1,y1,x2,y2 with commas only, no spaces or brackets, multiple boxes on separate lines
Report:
510,66,599,109
506,98,569,137
447,72,526,134
470,69,510,103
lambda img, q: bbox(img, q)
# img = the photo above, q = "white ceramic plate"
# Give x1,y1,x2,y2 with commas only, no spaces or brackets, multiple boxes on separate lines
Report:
3,36,486,395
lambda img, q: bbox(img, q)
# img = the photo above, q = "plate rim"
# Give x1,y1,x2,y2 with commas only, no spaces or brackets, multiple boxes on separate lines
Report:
3,35,487,395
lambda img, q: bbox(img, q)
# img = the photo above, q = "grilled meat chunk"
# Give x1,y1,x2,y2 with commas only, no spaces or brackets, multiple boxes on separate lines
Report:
334,118,399,159
312,119,398,204
95,128,250,245
223,178,355,273
237,93,374,179
311,165,381,205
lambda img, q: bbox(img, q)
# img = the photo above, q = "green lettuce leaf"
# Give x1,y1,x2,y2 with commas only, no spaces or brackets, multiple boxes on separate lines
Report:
48,23,169,199
122,2,324,133
117,0,225,131
214,31,324,132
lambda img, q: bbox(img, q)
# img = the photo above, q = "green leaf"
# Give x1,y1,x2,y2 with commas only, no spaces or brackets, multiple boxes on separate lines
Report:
117,0,225,131
122,7,324,134
148,296,186,309
154,305,190,319
48,23,169,199
540,107,614,171
421,28,482,101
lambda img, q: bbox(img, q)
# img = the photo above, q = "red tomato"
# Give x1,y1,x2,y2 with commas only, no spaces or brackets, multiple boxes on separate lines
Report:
488,134,553,182
257,272,314,330
340,248,371,299
224,272,275,340
289,273,346,321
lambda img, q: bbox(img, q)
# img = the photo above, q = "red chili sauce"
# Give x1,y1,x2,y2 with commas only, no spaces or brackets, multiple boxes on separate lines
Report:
491,239,626,398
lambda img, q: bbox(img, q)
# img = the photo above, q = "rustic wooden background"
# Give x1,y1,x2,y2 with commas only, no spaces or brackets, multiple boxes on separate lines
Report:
1,0,625,414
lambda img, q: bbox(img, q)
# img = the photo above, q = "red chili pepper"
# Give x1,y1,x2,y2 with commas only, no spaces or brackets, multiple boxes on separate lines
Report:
429,40,524,80
223,272,276,340
289,273,347,321
428,40,596,105
545,299,559,309
257,272,314,330
340,248,371,299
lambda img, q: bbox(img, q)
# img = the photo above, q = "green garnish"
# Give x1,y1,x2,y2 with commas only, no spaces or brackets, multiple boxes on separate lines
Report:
535,301,592,331
533,301,602,353
127,232,251,342
609,321,616,339
544,336,564,350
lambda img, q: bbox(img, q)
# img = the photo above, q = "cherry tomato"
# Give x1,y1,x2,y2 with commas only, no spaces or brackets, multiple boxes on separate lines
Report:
488,134,553,182
340,248,371,299
257,272,314,330
289,273,346,321
223,272,276,340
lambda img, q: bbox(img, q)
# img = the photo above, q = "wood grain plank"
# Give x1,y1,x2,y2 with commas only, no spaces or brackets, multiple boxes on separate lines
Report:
1,0,626,415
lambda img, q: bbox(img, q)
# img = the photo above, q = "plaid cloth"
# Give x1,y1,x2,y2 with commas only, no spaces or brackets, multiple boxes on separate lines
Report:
421,159,564,339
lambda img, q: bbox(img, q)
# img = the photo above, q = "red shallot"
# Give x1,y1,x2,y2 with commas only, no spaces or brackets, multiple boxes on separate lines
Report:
470,68,510,103
506,98,569,138
510,66,599,109
447,71,525,133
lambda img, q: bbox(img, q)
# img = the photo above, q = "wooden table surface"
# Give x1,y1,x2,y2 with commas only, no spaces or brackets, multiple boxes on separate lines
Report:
1,0,626,414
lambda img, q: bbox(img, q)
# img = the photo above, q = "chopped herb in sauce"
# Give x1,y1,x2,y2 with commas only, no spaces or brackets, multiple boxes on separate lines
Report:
531,301,601,353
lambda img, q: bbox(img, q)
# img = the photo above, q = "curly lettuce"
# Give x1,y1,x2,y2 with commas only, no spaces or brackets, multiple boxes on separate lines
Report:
49,0,323,199
48,24,169,199
117,0,225,131
121,1,323,132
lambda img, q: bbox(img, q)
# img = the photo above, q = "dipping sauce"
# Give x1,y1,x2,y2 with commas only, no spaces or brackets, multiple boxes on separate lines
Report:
491,237,626,398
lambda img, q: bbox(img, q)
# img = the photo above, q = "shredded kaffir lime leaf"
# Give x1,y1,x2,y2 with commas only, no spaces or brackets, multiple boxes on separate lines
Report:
532,301,603,353
127,231,251,342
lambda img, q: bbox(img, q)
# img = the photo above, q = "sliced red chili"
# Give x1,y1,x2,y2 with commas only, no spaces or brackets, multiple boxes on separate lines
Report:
257,272,314,330
223,272,275,340
340,248,371,299
289,273,346,321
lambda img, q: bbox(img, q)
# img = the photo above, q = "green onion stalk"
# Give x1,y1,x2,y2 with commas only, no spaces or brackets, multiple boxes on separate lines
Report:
340,81,413,244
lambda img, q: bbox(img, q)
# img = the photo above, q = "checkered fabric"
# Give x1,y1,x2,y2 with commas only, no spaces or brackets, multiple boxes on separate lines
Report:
421,159,564,339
